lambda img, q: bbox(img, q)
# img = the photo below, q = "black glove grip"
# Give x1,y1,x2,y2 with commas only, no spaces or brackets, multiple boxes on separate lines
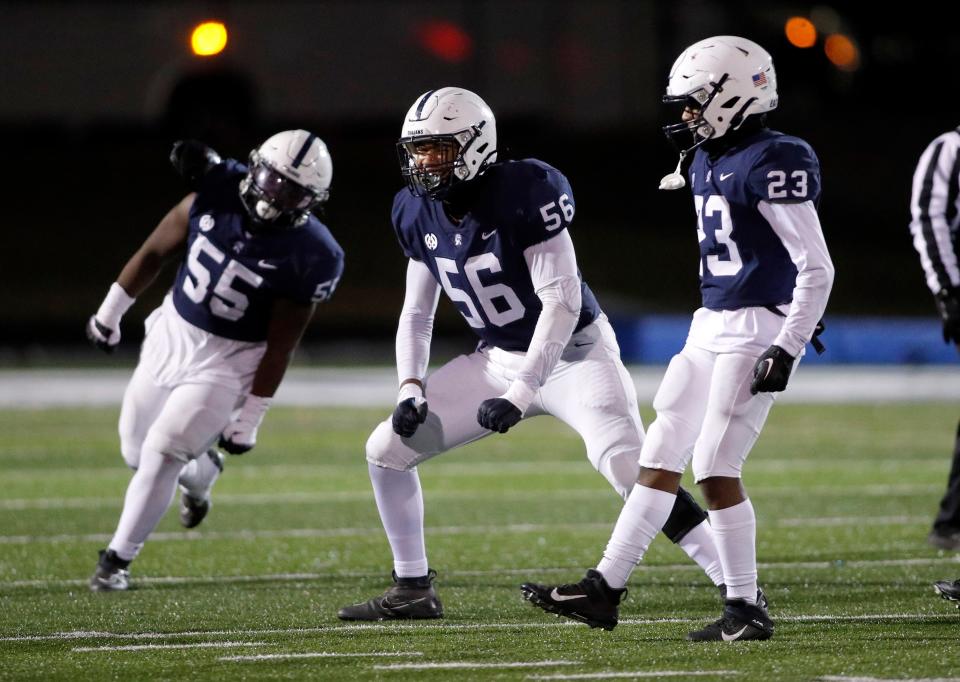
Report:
392,397,428,438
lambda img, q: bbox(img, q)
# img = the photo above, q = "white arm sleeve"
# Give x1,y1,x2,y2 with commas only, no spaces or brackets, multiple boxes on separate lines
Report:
909,131,960,294
758,200,835,357
501,230,582,413
395,259,441,388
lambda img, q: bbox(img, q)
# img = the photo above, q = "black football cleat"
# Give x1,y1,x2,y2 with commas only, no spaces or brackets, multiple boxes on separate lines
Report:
928,530,960,551
520,569,626,631
89,549,131,592
179,449,224,529
719,584,769,611
687,598,774,641
934,579,960,607
337,570,443,621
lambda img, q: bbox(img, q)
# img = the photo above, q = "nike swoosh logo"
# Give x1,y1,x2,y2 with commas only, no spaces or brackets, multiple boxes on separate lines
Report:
719,172,734,181
573,342,594,348
381,596,429,611
760,358,774,379
722,625,749,641
482,230,497,240
549,588,586,602
258,260,278,270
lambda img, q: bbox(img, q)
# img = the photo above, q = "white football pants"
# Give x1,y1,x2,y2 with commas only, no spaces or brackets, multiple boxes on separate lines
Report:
638,345,779,481
367,315,645,499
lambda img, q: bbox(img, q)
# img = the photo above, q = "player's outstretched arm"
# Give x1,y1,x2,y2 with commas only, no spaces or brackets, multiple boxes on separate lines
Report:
220,298,316,455
86,193,194,353
477,231,582,433
393,259,440,438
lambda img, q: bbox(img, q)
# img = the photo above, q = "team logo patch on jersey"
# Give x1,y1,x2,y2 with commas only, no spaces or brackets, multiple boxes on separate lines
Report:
199,214,215,232
424,233,438,250
454,233,462,247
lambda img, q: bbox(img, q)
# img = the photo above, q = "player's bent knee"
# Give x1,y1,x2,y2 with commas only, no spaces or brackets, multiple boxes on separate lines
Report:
142,430,206,464
693,459,744,483
365,421,416,471
593,448,640,500
119,444,140,471
638,413,696,473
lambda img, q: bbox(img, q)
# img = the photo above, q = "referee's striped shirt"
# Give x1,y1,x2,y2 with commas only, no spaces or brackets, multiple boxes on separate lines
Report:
910,127,960,294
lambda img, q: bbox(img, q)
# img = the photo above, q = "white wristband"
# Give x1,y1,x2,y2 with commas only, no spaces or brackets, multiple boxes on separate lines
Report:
95,283,136,328
398,382,424,403
239,394,272,424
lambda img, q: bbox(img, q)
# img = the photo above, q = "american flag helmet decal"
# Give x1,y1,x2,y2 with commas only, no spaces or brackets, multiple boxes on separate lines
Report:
752,72,768,87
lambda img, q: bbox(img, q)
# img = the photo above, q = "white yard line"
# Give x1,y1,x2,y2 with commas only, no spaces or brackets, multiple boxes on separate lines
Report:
73,641,265,652
3,554,959,590
0,513,939,546
1,484,942,513
220,651,423,662
528,673,737,680
374,660,576,670
819,677,960,682
3,613,957,643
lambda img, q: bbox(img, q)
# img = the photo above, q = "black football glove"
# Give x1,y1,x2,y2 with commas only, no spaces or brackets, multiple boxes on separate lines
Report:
750,345,795,395
85,315,119,354
392,397,428,438
935,288,960,345
477,398,523,434
170,139,222,190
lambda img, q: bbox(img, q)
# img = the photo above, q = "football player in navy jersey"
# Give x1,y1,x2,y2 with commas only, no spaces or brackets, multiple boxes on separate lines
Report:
85,130,344,591
338,87,727,623
522,37,834,640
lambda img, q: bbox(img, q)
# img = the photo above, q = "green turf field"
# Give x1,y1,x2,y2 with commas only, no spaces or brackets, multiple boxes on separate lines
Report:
2,403,959,680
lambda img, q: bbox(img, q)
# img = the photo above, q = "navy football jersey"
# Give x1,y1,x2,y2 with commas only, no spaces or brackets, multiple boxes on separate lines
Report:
688,129,821,309
392,159,600,351
171,159,344,342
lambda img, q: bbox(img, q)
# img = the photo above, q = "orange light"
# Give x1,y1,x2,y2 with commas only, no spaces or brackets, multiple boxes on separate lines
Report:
824,34,859,70
191,21,228,57
785,17,817,48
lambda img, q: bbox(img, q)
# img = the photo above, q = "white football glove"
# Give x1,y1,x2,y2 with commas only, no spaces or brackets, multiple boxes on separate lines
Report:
86,283,135,354
219,394,272,455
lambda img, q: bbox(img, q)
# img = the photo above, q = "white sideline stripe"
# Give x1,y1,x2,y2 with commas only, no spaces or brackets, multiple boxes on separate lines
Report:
1,484,942,512
4,555,960,590
0,514,937,546
820,678,960,682
73,641,265,652
3,367,960,407
220,651,423,662
4,613,958,643
374,660,576,670
528,673,737,680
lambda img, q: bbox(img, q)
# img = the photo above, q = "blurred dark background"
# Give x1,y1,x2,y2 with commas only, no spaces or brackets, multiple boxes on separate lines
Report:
1,1,956,363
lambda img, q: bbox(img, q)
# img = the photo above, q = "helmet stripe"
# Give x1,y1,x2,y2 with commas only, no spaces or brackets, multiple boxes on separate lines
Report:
414,89,437,119
291,133,317,168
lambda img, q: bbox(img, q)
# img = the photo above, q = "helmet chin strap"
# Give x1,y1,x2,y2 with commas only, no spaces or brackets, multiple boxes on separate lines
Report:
659,151,687,191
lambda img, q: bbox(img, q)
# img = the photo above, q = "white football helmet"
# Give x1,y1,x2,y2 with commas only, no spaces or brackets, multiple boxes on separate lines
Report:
663,36,778,155
239,129,332,226
397,87,497,198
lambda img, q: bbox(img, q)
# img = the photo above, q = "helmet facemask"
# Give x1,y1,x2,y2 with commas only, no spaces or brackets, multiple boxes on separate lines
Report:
239,150,329,228
662,74,747,157
397,125,488,199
